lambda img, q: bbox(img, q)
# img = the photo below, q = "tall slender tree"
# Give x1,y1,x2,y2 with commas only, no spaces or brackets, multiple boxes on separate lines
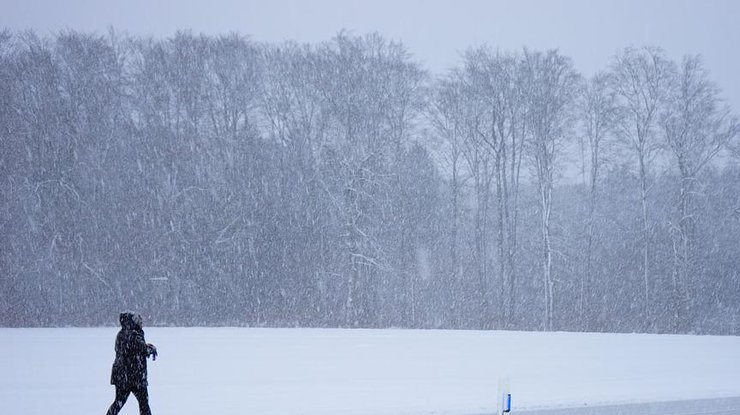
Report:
522,49,580,331
609,47,674,331
660,55,740,331
577,72,619,331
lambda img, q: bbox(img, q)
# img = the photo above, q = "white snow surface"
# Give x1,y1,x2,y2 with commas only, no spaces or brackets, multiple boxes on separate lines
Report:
2,327,739,415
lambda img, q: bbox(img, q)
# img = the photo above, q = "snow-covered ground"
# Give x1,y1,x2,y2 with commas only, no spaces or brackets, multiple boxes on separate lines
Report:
2,327,739,415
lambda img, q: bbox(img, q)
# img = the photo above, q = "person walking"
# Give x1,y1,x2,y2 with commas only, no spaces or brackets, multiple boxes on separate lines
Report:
106,312,158,415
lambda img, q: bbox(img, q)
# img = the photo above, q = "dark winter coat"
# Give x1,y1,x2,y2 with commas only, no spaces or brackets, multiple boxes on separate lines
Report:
110,312,154,388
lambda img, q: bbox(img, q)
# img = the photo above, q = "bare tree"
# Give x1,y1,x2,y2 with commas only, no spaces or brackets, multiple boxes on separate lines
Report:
660,55,740,330
473,50,527,328
522,49,580,331
260,41,334,324
609,46,674,331
314,32,425,327
577,72,619,330
428,72,468,326
453,54,497,329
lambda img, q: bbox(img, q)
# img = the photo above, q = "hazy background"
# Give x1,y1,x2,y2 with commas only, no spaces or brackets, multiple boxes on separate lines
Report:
2,0,740,333
3,0,740,108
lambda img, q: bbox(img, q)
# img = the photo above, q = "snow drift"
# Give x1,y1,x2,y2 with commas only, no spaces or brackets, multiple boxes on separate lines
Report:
2,327,739,415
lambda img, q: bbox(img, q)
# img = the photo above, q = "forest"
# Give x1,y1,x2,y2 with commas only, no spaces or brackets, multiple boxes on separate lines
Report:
1,29,739,334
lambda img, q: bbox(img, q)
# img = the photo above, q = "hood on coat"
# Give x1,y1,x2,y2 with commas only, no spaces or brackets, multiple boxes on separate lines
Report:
119,312,143,329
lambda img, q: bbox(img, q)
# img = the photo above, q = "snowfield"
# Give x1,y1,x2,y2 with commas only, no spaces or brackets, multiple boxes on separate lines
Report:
2,327,739,415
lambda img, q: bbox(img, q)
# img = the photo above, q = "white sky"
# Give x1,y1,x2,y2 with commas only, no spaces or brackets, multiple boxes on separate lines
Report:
2,0,740,109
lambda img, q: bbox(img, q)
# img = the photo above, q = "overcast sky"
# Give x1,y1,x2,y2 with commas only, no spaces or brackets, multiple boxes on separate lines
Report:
2,0,740,109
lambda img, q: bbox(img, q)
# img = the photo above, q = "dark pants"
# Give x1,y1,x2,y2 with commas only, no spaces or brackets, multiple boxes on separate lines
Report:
106,385,152,415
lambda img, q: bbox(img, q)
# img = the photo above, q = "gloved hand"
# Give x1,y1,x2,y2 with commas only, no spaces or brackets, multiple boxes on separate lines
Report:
147,343,158,361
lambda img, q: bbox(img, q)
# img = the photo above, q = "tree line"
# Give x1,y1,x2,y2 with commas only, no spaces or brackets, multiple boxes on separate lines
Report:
1,29,739,333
